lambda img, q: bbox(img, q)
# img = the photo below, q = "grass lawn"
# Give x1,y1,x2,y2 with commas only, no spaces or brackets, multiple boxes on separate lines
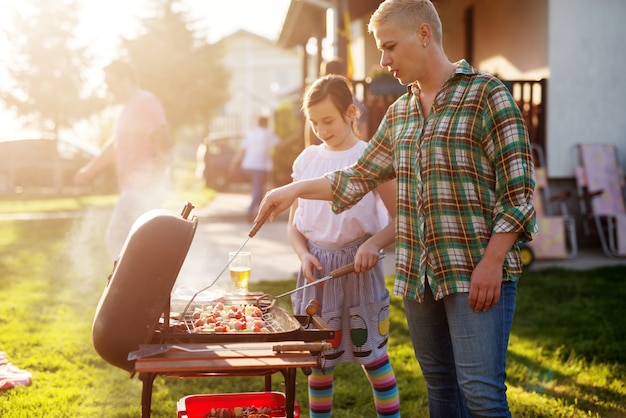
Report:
0,161,214,215
0,212,625,416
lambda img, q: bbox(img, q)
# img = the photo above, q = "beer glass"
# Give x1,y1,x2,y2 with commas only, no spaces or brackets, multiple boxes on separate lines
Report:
228,251,251,295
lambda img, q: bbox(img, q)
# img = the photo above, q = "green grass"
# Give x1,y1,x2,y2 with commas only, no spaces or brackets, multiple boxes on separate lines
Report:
0,193,120,214
0,161,214,215
0,215,624,417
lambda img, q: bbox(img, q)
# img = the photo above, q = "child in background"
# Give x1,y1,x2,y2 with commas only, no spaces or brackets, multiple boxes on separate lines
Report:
230,115,280,222
288,74,400,418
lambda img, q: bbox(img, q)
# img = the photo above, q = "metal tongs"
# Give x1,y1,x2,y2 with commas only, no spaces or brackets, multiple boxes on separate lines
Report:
179,207,274,321
257,252,385,308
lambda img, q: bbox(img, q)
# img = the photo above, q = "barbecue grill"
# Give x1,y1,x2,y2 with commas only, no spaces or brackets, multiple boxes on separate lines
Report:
92,202,334,417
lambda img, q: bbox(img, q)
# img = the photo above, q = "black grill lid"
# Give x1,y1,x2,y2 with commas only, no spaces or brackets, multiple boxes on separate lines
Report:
92,204,197,371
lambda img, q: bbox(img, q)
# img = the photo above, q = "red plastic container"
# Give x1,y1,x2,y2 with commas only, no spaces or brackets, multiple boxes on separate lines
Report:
177,391,300,418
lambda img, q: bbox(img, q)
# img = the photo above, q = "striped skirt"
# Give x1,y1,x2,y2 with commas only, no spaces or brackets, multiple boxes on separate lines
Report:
292,236,391,367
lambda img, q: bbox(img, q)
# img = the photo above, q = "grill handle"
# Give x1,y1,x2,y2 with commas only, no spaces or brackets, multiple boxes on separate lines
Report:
180,201,195,219
248,204,275,238
327,262,356,279
272,342,332,353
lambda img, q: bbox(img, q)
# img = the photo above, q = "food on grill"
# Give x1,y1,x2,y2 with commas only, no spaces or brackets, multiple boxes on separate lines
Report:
207,405,272,417
190,302,269,333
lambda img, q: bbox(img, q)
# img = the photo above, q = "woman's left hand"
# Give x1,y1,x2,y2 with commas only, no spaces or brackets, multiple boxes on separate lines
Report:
468,258,502,312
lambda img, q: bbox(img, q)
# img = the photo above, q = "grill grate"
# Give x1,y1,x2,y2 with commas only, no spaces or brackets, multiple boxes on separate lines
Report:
179,306,288,334
156,292,334,344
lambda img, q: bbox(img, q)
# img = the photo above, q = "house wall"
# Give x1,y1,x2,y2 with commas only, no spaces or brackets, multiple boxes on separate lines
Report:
437,0,548,80
547,0,626,178
215,31,302,133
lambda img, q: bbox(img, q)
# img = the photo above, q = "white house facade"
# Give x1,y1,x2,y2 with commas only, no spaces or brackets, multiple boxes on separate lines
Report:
213,30,302,133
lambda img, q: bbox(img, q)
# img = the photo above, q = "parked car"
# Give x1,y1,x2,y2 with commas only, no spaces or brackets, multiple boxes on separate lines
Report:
196,132,250,192
0,137,117,195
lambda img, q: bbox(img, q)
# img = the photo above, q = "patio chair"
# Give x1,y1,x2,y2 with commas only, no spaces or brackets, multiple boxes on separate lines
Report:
574,143,626,257
521,144,578,267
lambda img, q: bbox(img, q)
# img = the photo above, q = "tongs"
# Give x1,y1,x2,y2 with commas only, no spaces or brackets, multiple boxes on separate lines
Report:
179,207,274,320
257,252,385,308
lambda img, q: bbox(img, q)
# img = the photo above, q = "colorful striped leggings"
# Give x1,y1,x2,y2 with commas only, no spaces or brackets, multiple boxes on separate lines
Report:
308,353,401,417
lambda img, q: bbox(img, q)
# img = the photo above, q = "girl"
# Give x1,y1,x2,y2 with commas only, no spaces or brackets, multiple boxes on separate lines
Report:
288,75,400,418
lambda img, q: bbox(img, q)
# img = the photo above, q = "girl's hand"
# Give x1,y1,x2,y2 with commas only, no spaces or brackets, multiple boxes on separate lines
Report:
354,241,383,273
300,253,323,284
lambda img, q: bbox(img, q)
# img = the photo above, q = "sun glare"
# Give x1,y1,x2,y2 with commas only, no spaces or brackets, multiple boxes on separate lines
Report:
0,0,289,138
1,0,289,67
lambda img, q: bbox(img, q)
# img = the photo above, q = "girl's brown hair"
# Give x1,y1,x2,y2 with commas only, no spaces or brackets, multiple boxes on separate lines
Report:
302,75,360,135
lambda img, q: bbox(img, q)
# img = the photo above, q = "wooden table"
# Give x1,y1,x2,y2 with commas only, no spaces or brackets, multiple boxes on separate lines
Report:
133,341,330,418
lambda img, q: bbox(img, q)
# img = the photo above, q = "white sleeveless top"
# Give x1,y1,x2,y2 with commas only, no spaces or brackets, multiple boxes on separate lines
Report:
292,141,390,247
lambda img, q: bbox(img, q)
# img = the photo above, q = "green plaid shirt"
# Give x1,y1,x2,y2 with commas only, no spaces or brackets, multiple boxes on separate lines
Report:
326,60,536,302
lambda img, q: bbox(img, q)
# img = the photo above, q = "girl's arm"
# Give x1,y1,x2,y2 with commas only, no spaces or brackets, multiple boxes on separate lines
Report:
287,198,323,284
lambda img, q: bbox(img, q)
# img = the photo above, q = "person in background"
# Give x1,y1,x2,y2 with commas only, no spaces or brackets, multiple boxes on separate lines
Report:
230,115,280,222
75,60,173,260
256,0,537,416
320,57,369,140
288,74,400,418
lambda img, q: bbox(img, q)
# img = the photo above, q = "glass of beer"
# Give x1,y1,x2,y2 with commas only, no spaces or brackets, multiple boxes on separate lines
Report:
228,251,251,295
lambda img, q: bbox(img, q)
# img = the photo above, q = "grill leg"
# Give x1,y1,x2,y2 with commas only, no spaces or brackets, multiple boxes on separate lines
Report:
281,368,297,418
139,372,157,418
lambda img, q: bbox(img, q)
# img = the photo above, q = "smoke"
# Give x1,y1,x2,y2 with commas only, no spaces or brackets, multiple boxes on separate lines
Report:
64,207,114,295
173,227,229,295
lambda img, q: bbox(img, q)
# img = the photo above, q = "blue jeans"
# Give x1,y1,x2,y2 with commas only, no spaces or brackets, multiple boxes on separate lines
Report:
403,281,517,418
247,169,268,216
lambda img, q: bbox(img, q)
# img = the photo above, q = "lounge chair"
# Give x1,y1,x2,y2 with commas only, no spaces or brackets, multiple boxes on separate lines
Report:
521,144,578,267
573,143,626,257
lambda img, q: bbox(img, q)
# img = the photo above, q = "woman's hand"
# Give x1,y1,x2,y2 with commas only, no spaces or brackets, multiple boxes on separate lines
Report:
256,183,298,223
255,177,334,223
469,232,518,312
468,257,502,312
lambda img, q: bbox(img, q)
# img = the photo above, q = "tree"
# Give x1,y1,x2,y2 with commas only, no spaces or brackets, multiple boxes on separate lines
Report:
0,0,103,135
120,0,230,134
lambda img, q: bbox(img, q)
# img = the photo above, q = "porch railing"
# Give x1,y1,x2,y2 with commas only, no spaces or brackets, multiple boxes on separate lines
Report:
356,78,547,153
